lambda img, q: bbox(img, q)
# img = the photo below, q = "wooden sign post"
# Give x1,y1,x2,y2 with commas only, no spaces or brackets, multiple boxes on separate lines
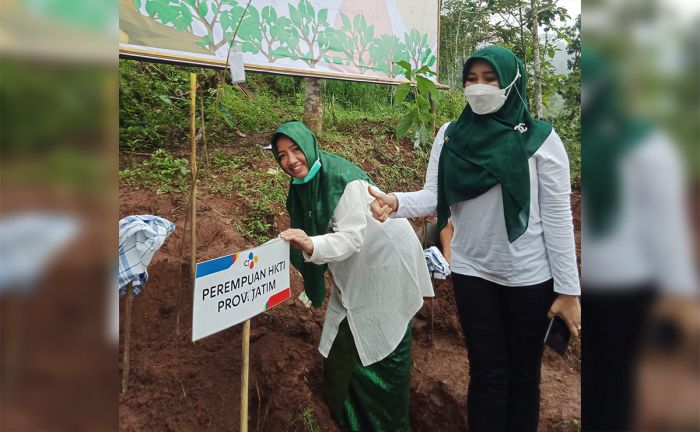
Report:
192,239,291,430
241,319,250,432
121,283,134,393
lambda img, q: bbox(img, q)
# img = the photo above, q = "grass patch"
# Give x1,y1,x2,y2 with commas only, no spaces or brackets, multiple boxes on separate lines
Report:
119,60,198,151
209,149,250,170
236,168,288,244
553,418,581,432
288,406,321,432
206,84,303,139
317,128,430,192
206,149,249,197
119,149,190,193
202,147,288,244
208,175,245,197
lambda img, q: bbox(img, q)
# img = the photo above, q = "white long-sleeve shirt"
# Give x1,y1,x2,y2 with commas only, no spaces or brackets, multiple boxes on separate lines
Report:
582,132,697,294
302,180,434,366
393,122,581,295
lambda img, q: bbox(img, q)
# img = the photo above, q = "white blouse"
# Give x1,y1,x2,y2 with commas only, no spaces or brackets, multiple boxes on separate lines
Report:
582,132,697,294
302,180,434,366
393,122,581,295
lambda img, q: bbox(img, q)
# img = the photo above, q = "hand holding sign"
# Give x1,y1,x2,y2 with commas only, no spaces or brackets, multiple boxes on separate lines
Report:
279,228,314,256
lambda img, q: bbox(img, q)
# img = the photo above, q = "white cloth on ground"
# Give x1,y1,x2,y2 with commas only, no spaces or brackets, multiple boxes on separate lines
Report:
424,246,451,279
118,215,175,297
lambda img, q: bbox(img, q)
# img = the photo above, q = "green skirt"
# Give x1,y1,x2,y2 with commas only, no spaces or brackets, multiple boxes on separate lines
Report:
324,319,413,432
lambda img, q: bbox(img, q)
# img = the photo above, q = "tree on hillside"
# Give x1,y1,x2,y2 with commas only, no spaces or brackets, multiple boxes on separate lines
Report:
565,14,581,71
439,0,492,88
530,0,543,117
304,78,323,132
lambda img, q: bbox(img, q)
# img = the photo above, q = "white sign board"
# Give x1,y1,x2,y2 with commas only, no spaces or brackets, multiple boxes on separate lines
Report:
192,238,290,341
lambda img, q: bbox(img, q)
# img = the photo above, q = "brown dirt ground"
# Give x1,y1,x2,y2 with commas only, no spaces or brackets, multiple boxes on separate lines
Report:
119,142,581,432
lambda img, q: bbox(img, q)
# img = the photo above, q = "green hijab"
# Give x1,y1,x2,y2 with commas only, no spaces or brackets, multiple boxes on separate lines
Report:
271,121,374,308
437,45,553,242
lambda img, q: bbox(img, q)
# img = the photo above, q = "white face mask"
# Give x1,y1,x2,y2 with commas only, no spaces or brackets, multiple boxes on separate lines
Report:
463,70,521,115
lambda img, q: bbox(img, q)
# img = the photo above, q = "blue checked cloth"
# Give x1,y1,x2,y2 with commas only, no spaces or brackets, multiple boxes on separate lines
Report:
424,246,451,279
118,215,175,297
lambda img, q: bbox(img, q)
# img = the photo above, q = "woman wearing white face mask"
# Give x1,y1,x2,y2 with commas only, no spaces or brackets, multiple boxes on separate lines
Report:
368,46,581,431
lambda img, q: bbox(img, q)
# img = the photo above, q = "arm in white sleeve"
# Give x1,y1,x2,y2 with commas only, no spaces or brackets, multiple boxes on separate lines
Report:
303,180,367,265
637,134,697,295
537,131,581,295
392,122,449,218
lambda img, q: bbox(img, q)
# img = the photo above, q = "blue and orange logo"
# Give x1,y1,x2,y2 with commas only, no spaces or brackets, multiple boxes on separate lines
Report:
243,252,259,269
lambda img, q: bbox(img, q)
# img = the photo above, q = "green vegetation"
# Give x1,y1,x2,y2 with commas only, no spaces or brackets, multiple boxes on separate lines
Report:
553,418,581,432
120,149,190,193
289,406,321,432
205,147,288,243
237,168,289,244
207,150,247,196
393,60,438,145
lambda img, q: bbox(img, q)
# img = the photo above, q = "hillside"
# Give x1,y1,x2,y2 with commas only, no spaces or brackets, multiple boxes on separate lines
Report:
118,60,581,431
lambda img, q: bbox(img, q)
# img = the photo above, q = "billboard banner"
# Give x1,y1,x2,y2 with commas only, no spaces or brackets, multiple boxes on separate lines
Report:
119,0,439,84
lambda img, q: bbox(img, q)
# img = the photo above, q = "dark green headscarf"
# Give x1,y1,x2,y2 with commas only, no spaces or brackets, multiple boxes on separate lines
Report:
581,47,651,236
437,45,553,242
271,121,374,308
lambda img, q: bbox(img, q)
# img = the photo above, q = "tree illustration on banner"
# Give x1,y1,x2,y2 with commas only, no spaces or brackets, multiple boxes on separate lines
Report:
404,29,437,72
340,13,375,72
369,35,409,78
137,0,438,78
235,5,299,63
136,0,250,54
286,0,334,67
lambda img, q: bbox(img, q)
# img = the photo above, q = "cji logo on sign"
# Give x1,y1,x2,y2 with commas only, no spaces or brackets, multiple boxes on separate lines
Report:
243,251,259,269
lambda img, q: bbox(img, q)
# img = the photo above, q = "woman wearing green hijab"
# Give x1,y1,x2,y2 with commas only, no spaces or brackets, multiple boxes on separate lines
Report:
369,46,581,431
272,121,434,431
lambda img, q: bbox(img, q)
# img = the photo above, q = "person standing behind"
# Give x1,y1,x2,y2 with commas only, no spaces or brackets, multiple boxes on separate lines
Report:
368,46,581,432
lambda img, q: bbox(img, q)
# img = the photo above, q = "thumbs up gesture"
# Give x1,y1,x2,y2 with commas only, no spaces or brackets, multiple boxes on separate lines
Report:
368,186,398,222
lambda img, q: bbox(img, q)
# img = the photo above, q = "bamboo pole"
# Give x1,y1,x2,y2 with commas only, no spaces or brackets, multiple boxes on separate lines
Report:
174,207,189,337
430,279,435,346
241,319,251,432
199,87,209,169
189,73,198,340
122,283,134,393
176,74,199,337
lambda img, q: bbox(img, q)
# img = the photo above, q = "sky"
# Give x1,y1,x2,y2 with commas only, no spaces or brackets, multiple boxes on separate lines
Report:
557,0,581,23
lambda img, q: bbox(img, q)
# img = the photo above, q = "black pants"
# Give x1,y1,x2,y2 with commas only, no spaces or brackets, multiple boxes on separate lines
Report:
581,287,654,432
452,273,556,432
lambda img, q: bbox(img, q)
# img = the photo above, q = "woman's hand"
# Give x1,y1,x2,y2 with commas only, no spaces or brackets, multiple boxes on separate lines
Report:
548,294,581,338
279,228,314,255
652,295,700,343
368,186,398,222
